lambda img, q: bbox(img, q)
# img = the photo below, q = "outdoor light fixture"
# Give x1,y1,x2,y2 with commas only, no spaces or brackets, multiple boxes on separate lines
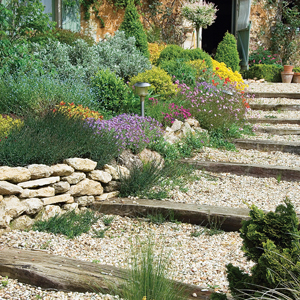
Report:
134,82,151,117
222,89,234,96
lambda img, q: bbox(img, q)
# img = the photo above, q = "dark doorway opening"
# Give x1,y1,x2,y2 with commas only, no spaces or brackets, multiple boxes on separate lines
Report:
202,0,233,56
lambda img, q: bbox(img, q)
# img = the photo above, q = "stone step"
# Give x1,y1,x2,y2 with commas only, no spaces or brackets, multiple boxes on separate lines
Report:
249,92,300,99
250,103,300,111
181,159,300,181
256,127,300,135
248,118,300,124
234,139,300,154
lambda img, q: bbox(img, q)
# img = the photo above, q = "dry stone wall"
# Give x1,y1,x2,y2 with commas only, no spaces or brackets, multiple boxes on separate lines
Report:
0,158,129,234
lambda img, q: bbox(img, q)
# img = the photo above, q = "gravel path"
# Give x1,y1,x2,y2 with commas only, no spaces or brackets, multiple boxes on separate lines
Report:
0,82,299,299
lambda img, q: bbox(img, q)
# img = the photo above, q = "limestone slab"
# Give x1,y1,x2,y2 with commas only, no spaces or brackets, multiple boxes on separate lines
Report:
27,164,53,179
19,187,55,199
42,194,73,206
0,166,31,183
18,177,60,189
87,170,112,183
69,179,103,196
51,164,74,176
64,158,97,172
0,181,23,195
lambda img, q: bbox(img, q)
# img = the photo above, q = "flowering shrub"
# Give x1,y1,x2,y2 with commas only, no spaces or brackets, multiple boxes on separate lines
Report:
148,43,167,65
248,47,282,68
162,103,191,126
87,114,163,153
129,67,177,98
212,59,247,91
186,59,207,78
0,115,23,139
177,80,249,131
53,102,103,120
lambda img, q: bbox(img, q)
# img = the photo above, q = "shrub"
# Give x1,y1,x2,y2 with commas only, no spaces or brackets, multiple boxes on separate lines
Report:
0,111,120,167
224,199,300,299
244,64,283,82
215,32,240,72
0,115,23,138
148,42,167,65
212,59,247,91
33,210,100,239
119,1,150,58
160,59,197,86
186,59,207,78
157,44,184,64
53,102,103,121
88,114,163,154
128,67,177,98
91,69,138,114
248,46,282,68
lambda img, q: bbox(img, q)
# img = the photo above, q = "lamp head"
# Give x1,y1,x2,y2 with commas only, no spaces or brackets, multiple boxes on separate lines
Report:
134,82,151,97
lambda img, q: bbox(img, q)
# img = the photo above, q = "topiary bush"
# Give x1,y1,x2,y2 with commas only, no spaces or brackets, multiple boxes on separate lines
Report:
91,69,139,114
119,0,150,58
218,199,300,300
128,67,177,98
156,45,184,65
244,64,283,82
215,32,240,72
160,59,197,86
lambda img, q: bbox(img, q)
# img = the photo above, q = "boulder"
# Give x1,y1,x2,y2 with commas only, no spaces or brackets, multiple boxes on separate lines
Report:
41,205,62,221
10,215,34,230
117,149,143,169
18,177,60,189
117,166,130,178
95,191,120,201
87,170,112,183
62,172,86,185
52,181,70,194
69,179,103,196
0,166,31,183
170,119,183,131
41,194,73,206
19,187,55,199
138,149,164,167
62,203,79,213
0,181,23,195
74,196,94,206
1,196,26,218
103,164,119,180
27,164,53,179
0,208,11,228
51,164,74,176
22,198,44,215
64,158,97,172
103,181,120,193
186,118,200,127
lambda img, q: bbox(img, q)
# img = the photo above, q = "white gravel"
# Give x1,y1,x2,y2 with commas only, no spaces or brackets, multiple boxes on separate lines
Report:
247,109,300,119
241,132,300,142
247,82,300,93
249,97,300,105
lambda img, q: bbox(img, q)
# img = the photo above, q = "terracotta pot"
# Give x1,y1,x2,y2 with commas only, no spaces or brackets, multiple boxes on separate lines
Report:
284,65,294,73
292,72,300,83
281,72,294,83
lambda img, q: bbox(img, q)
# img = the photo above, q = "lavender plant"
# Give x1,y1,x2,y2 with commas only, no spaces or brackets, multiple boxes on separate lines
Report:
87,114,163,154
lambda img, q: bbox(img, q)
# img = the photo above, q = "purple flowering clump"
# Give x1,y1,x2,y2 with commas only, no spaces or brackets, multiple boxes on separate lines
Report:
87,114,163,153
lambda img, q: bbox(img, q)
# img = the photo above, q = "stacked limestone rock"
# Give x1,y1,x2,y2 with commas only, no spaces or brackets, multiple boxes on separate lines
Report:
0,158,130,234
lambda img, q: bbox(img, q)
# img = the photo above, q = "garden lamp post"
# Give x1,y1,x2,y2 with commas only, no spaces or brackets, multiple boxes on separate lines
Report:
134,82,151,117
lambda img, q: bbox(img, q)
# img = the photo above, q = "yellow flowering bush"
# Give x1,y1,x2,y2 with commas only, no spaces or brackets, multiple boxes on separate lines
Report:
0,115,23,138
186,59,207,78
212,59,248,91
129,67,177,98
53,102,103,120
148,43,167,66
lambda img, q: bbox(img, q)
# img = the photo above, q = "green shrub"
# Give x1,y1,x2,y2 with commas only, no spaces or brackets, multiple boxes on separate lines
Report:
128,67,177,98
0,111,120,167
160,59,197,85
0,115,23,138
119,0,150,58
215,32,240,72
32,210,100,239
91,69,139,114
157,45,213,69
225,199,300,299
293,67,300,72
244,64,283,82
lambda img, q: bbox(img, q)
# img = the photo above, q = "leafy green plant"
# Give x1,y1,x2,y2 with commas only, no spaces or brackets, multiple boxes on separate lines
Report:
32,210,100,239
243,64,283,82
91,69,138,114
102,216,114,226
119,238,186,300
248,46,282,68
215,32,240,72
0,111,120,167
92,228,109,238
1,276,8,287
119,0,149,58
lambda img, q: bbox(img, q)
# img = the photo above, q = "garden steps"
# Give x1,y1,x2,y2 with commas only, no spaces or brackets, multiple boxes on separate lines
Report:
233,138,300,154
247,118,300,124
0,248,211,300
181,159,300,181
249,92,300,99
255,127,300,135
249,103,300,111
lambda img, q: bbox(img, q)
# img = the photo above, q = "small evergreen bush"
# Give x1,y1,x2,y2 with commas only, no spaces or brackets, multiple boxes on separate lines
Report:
244,64,283,82
91,69,138,114
157,45,184,64
215,32,240,72
222,199,300,299
160,59,197,86
119,0,150,58
128,67,177,98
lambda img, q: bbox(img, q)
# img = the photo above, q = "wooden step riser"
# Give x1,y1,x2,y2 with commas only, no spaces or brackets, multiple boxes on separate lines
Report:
250,104,300,111
248,118,300,124
249,92,300,99
256,127,300,135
